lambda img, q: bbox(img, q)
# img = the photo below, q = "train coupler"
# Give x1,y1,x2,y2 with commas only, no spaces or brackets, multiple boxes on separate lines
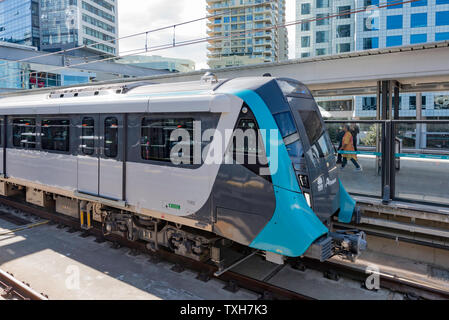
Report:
330,230,367,262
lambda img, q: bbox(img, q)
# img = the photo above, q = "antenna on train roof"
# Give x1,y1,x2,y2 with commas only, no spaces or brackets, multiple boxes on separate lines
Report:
201,72,218,84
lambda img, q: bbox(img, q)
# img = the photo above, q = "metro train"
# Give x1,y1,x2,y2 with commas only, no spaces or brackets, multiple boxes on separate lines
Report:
0,75,366,266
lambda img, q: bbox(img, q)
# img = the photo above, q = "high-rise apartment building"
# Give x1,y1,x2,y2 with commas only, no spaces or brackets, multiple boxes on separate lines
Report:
40,0,119,56
295,0,449,119
206,0,289,69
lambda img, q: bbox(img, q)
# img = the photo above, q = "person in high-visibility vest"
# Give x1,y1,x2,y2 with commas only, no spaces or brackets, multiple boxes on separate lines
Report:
340,125,362,172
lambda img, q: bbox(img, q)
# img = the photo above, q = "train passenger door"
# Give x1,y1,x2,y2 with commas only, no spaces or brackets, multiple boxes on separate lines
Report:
98,114,124,201
77,115,100,196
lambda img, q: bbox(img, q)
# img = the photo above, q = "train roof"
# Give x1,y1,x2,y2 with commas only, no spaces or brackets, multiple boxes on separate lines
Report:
0,77,310,115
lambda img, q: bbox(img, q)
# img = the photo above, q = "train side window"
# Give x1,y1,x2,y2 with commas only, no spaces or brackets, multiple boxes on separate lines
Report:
41,119,70,152
273,112,297,138
284,133,304,158
12,118,37,149
311,134,330,159
81,117,95,155
297,109,323,146
273,112,304,158
141,118,194,163
104,117,118,158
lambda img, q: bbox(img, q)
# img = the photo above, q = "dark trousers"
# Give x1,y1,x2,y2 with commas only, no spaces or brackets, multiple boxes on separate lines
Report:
337,143,343,163
342,157,360,169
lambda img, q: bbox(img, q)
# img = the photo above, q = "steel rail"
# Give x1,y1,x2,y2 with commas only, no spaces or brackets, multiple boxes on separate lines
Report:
0,268,48,300
298,257,449,300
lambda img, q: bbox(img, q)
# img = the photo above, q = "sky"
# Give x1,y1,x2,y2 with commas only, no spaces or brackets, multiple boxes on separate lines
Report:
117,0,296,70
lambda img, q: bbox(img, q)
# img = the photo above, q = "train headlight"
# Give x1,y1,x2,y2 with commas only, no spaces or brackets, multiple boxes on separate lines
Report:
304,192,311,207
298,175,310,189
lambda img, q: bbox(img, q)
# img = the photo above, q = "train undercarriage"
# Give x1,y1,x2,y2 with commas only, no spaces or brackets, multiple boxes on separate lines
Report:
0,179,366,268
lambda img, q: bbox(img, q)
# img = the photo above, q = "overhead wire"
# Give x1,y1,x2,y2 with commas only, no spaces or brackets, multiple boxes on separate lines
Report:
0,0,421,84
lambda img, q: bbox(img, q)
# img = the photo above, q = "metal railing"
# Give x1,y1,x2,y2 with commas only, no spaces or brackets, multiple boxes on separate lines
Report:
325,120,449,207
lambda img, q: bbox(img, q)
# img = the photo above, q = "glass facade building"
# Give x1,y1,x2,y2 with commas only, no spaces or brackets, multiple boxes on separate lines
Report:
295,0,449,119
40,0,119,56
0,0,40,47
1,0,118,56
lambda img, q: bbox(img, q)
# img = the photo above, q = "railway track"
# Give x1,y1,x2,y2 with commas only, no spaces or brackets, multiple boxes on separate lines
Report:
296,258,449,300
1,195,448,300
0,195,313,300
0,268,48,300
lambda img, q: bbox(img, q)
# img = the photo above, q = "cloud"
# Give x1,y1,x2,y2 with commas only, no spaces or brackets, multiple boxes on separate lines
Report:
118,0,296,70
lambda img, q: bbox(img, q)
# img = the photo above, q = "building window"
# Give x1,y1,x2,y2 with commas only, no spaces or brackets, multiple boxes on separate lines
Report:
82,1,115,23
301,22,310,31
386,35,403,47
13,119,36,149
436,11,449,26
387,2,402,9
82,117,95,155
337,43,351,53
316,31,329,43
364,17,379,31
301,52,310,58
223,17,230,23
338,6,351,19
301,3,311,14
436,32,449,41
337,25,351,38
318,100,353,112
410,33,427,44
316,14,329,26
437,0,449,4
364,0,379,5
411,0,427,6
41,119,70,152
411,13,427,28
316,48,327,56
387,15,403,30
301,36,310,47
141,118,194,163
362,97,377,111
316,0,329,9
363,37,379,49
409,96,427,110
104,117,118,158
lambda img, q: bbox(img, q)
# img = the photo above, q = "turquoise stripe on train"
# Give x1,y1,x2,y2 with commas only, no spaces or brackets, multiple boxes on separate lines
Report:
232,89,328,257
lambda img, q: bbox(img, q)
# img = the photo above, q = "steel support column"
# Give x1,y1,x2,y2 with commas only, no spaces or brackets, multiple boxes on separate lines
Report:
379,80,400,203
